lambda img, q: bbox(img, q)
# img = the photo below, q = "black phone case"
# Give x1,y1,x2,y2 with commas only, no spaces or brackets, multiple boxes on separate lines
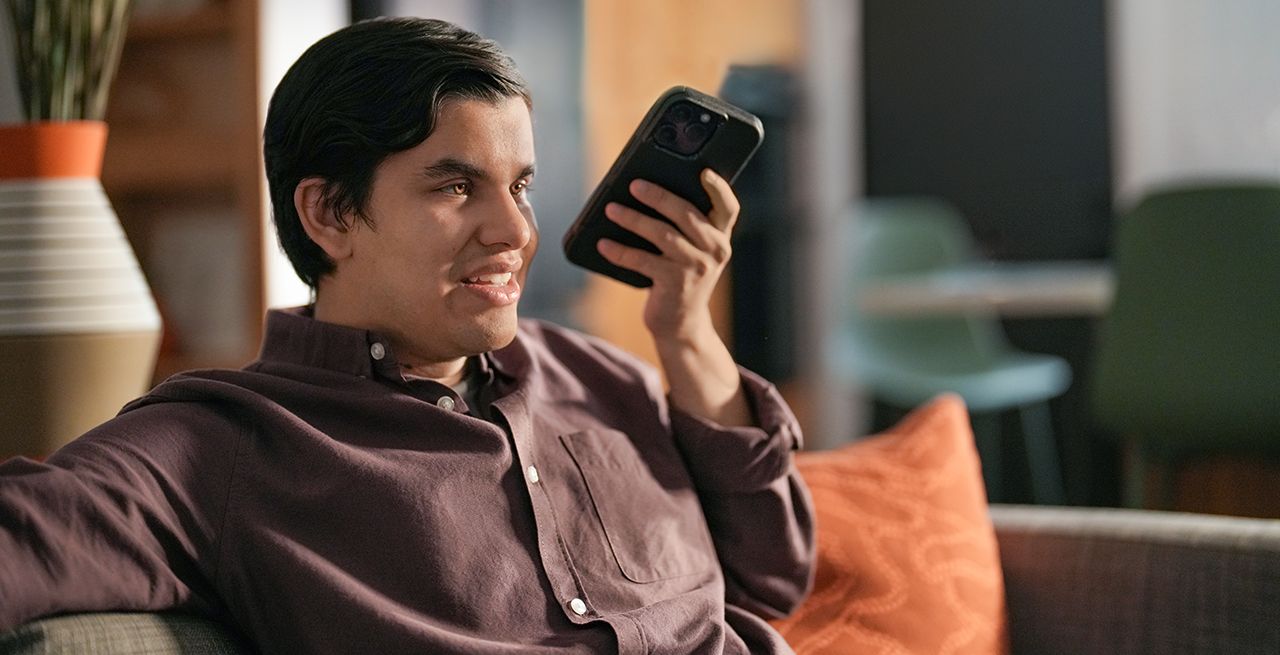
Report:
562,86,764,288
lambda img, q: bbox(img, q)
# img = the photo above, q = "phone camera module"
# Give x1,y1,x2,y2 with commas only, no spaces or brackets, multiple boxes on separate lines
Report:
655,124,680,149
669,103,693,124
684,122,709,144
654,100,724,157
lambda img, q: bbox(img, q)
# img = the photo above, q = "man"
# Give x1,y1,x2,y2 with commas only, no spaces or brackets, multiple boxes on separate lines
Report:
0,17,814,654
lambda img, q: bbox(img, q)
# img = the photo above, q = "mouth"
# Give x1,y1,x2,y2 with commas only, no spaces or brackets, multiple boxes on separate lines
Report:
461,272,514,286
457,262,522,307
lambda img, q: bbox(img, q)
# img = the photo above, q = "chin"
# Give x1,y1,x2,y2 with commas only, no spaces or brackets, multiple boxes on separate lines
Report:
463,310,520,354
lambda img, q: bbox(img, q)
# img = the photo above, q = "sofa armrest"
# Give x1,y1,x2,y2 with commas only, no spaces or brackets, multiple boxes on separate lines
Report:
991,504,1280,655
0,613,249,655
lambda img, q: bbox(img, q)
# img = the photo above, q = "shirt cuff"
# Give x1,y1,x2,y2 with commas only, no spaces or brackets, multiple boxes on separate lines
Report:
668,366,803,494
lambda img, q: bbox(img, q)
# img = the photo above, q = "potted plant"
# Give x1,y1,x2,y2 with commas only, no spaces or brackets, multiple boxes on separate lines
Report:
0,0,162,458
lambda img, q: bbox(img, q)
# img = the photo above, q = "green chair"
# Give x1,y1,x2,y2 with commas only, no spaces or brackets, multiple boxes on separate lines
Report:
833,197,1071,504
1091,184,1280,509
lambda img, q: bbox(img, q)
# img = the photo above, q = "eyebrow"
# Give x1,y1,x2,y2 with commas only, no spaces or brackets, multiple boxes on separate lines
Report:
419,158,536,182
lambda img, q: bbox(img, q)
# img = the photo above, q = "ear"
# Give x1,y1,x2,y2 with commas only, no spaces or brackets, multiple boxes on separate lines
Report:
295,177,356,262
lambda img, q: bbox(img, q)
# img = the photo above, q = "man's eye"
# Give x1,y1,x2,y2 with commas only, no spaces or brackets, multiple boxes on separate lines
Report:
511,180,533,196
443,182,470,196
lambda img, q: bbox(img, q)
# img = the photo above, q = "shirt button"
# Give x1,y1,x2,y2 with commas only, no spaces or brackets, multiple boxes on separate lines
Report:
568,598,587,616
526,465,540,484
436,395,456,412
369,343,386,360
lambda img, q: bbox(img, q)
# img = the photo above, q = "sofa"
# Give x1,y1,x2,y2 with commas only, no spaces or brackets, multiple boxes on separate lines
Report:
3,504,1279,654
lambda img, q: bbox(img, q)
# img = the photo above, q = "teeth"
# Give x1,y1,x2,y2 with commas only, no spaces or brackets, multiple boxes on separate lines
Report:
465,272,512,285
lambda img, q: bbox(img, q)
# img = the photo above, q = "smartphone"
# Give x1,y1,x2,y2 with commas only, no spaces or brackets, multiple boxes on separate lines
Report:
562,86,764,288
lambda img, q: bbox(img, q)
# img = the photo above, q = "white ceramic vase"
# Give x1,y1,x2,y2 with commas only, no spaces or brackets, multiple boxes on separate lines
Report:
0,121,161,458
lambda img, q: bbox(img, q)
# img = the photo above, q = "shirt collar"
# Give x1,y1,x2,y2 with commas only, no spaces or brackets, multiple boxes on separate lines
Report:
257,306,525,384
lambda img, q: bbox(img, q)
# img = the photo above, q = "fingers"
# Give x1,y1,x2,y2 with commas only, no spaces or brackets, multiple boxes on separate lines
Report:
624,180,716,254
699,169,741,232
601,171,740,283
604,201,727,265
624,175,737,241
597,238,692,283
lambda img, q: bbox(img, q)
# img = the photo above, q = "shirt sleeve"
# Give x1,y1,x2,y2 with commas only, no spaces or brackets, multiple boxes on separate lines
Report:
667,366,816,621
0,401,239,632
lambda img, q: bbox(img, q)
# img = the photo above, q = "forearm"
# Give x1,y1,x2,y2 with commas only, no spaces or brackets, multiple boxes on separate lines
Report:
667,367,815,618
600,168,755,429
654,319,752,427
0,406,236,631
0,454,195,632
712,472,815,618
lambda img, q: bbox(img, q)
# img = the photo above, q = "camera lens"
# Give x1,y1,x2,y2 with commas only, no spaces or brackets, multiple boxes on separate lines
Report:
684,122,709,146
655,124,679,148
669,103,693,124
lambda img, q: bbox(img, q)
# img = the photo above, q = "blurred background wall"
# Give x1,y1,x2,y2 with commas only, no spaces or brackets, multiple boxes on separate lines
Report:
1112,0,1280,206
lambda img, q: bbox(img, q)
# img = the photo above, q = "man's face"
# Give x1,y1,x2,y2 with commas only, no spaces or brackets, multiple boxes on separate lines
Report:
332,96,538,364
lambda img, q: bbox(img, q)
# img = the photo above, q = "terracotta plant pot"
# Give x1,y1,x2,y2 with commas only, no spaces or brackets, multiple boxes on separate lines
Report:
0,121,162,458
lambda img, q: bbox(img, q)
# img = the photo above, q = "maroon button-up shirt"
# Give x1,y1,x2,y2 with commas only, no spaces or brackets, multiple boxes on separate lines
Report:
0,308,814,653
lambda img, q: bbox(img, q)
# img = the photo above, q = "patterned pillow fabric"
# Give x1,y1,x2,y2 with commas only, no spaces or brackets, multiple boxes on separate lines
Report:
772,394,1009,654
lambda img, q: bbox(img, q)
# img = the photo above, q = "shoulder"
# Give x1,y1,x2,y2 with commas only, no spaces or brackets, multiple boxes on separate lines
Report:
128,366,320,417
512,319,665,394
516,319,648,366
48,380,249,478
60,369,278,458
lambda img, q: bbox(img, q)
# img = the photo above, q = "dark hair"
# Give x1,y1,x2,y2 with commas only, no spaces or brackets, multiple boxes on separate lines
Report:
263,17,531,288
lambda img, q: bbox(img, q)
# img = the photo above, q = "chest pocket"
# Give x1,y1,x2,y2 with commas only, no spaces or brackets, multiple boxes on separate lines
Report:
561,429,714,583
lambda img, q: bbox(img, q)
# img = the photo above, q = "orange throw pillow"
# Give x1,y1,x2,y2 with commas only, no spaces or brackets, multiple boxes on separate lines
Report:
771,394,1009,654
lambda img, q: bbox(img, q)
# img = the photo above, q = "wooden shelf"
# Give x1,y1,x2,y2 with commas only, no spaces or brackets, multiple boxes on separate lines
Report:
104,0,266,385
128,3,233,42
103,129,240,194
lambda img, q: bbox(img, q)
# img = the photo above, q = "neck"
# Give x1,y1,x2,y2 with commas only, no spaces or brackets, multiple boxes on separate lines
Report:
400,357,469,387
312,287,467,387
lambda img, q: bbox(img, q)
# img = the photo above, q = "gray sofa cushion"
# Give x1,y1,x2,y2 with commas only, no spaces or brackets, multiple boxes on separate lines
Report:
5,507,1279,654
0,613,249,655
993,505,1280,655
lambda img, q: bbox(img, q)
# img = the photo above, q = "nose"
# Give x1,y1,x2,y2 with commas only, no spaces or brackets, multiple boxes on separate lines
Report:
478,191,534,251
